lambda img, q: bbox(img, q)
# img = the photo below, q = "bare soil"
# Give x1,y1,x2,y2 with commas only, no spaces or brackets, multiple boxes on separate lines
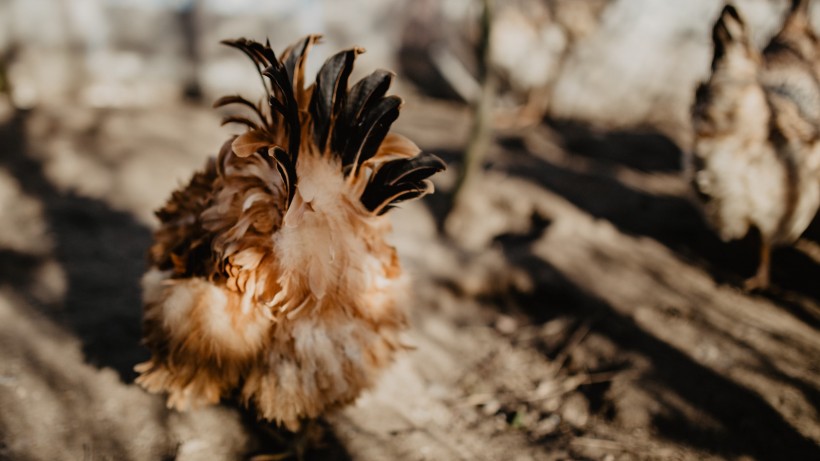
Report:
0,98,818,461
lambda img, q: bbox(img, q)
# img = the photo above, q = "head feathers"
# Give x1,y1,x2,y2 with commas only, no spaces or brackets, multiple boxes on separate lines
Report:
217,35,445,213
712,4,747,70
791,0,811,14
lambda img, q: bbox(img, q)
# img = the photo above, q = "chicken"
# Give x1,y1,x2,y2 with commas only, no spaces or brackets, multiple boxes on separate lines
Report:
135,35,445,431
398,0,606,128
689,0,820,290
488,0,565,127
488,0,607,127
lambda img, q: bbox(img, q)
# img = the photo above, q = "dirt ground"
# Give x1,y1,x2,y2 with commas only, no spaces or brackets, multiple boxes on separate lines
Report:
0,97,818,461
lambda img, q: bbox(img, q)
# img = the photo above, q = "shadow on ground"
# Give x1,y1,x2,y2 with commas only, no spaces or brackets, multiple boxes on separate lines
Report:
494,220,820,461
498,122,820,329
547,120,683,173
0,111,150,380
423,119,820,460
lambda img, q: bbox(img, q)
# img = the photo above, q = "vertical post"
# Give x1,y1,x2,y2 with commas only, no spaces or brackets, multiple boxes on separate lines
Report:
449,0,495,212
179,0,203,100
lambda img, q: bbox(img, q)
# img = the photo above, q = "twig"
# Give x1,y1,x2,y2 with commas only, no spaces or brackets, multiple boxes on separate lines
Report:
570,436,627,451
551,321,592,373
447,0,496,219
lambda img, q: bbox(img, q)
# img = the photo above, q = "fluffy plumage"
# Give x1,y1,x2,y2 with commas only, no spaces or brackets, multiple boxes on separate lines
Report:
689,1,820,289
135,35,445,429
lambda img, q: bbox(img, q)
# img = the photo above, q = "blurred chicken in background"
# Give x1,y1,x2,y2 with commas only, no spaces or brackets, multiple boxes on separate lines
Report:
135,35,444,440
489,0,609,126
398,0,606,127
488,0,566,126
689,0,820,290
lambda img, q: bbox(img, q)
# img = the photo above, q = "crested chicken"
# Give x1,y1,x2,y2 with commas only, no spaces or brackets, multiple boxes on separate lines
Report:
689,0,820,290
135,35,445,430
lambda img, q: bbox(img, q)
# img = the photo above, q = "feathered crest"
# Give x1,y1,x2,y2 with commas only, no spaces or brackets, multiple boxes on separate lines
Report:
215,36,320,205
711,4,746,70
215,35,445,214
791,0,810,14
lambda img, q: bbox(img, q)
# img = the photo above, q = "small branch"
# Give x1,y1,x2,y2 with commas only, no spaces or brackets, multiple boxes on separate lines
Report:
570,436,627,451
447,0,496,217
550,321,592,373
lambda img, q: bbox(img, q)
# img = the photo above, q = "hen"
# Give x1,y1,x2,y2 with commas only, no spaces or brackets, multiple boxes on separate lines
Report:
689,1,820,290
135,35,445,431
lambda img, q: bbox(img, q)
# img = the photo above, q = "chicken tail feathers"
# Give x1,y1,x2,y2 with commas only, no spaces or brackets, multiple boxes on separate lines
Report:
334,70,395,172
281,35,320,94
218,35,445,214
361,153,446,215
308,46,444,213
220,37,318,206
310,48,363,153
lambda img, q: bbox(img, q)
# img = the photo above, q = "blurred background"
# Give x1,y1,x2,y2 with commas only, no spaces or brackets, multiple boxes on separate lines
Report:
1,0,819,460
0,0,801,129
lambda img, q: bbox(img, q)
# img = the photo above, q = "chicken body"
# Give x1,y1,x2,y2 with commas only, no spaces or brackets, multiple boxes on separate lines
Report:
689,1,820,288
135,36,445,430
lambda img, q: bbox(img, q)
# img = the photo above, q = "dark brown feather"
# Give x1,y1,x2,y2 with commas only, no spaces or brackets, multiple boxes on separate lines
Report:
347,95,402,171
333,70,394,166
361,153,446,214
213,95,267,124
310,49,361,152
220,115,260,130
271,146,297,204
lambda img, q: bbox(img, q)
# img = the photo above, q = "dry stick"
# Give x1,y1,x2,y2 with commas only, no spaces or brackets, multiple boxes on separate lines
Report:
525,370,625,403
448,0,496,217
551,321,592,373
570,436,627,451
